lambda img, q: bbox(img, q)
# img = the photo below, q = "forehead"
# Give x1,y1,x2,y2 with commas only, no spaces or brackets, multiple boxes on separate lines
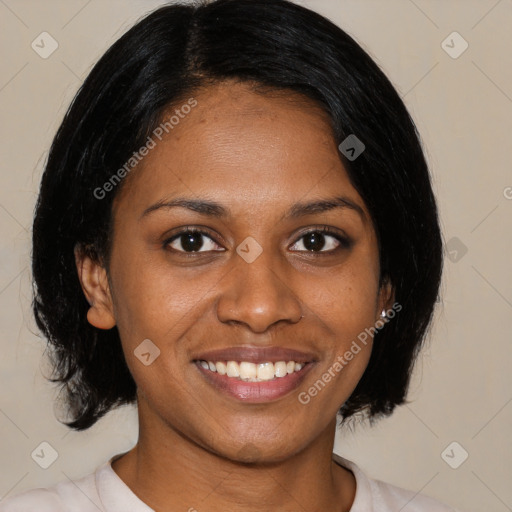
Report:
114,81,364,218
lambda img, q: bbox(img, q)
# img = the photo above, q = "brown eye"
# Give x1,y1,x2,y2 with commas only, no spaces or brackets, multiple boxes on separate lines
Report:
290,228,351,253
166,229,224,253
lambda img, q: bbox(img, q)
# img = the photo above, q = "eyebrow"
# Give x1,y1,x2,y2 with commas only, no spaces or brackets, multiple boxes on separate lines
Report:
140,195,366,222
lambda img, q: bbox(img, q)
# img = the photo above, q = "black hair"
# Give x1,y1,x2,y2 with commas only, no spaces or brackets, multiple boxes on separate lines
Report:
32,0,443,430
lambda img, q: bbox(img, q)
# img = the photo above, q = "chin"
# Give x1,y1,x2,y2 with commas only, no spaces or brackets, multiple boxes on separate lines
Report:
210,432,309,466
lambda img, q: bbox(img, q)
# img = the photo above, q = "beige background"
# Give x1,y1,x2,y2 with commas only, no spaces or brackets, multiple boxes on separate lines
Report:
0,0,511,510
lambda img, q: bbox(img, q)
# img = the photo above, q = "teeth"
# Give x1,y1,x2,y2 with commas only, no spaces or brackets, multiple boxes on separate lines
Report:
226,361,240,378
239,362,257,380
274,361,287,377
199,359,306,381
257,362,274,381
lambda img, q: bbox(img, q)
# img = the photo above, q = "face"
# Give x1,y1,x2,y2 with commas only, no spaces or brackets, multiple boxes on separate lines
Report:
78,81,393,463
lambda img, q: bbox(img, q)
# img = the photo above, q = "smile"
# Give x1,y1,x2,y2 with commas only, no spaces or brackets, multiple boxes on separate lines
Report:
194,360,314,402
197,360,306,382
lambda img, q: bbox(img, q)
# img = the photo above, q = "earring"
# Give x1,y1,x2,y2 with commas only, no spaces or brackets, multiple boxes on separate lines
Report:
380,309,386,318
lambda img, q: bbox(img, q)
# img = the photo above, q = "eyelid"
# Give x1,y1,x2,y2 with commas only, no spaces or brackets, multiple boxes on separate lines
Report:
164,227,226,253
289,225,352,251
163,225,352,255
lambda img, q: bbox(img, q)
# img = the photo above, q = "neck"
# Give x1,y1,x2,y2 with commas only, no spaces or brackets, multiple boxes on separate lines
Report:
112,404,355,512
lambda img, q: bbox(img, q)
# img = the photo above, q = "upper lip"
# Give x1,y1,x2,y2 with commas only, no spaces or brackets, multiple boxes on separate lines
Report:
192,346,316,364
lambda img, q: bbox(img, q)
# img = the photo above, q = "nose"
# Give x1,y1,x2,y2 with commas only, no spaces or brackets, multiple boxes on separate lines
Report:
215,250,304,333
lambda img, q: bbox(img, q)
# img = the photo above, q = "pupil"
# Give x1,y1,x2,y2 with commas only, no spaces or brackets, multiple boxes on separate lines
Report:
304,232,325,251
182,233,203,252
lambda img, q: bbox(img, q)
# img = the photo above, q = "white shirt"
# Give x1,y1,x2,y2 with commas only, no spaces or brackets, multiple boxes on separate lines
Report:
0,452,459,511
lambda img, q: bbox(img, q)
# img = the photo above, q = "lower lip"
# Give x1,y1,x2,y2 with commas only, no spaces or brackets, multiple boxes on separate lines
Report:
195,362,314,403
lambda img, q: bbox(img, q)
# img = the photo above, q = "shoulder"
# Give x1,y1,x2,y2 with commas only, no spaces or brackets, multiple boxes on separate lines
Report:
332,453,461,512
0,487,66,512
0,467,102,512
368,478,459,511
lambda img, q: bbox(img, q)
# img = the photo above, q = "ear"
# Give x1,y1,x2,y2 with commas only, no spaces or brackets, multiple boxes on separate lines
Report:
74,245,116,330
376,275,395,323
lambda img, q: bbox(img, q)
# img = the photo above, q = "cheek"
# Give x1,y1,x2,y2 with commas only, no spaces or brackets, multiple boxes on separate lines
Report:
295,269,379,411
109,249,223,349
307,261,380,334
301,250,380,384
110,236,380,342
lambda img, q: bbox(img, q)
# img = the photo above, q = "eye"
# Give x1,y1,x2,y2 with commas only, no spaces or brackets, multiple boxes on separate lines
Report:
289,227,350,253
165,228,224,253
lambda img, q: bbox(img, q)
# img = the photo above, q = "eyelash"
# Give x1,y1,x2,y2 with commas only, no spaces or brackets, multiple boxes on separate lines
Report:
163,226,351,256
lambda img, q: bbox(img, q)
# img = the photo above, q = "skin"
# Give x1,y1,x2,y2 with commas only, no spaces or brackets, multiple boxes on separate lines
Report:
76,81,394,512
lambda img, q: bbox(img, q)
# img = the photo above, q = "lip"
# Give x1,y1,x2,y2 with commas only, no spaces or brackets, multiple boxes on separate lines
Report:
192,346,316,364
192,346,317,403
195,360,315,403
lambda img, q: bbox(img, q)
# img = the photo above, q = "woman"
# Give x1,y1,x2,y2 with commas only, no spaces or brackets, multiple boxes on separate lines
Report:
0,0,457,510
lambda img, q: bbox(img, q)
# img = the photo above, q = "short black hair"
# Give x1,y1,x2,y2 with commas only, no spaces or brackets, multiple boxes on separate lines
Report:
32,0,443,430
